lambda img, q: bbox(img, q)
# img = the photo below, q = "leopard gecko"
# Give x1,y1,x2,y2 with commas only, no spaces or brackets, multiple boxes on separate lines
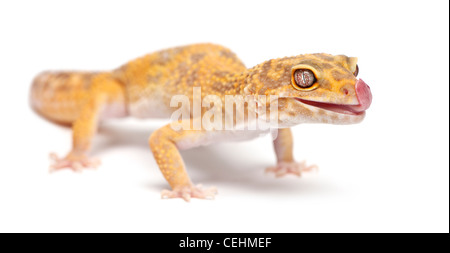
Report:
30,43,372,201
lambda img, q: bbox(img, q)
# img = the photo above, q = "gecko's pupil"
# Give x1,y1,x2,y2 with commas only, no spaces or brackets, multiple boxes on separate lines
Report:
294,69,315,88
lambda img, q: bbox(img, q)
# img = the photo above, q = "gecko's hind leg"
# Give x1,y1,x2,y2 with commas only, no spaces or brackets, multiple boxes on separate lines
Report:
50,74,126,172
49,152,100,172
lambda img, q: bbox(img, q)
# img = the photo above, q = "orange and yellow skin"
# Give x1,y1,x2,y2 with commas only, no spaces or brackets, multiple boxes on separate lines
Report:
30,43,368,201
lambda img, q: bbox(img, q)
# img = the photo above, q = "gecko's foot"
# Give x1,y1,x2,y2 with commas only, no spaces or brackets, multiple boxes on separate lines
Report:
265,161,318,178
49,152,101,172
161,184,217,202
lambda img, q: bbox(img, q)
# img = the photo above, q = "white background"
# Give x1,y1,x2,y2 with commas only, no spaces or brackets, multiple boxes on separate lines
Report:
0,0,448,232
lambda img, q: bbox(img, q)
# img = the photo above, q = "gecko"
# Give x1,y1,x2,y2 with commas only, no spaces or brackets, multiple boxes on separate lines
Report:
30,43,372,201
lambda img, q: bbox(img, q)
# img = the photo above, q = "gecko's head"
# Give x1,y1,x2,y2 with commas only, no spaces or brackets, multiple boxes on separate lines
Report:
245,53,372,127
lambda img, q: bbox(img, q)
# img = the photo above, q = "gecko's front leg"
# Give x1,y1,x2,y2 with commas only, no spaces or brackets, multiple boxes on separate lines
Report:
266,128,317,177
149,123,217,201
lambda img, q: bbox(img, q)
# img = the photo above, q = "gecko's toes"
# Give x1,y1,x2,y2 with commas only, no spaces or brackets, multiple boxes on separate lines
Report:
49,152,101,172
266,161,318,178
161,184,218,202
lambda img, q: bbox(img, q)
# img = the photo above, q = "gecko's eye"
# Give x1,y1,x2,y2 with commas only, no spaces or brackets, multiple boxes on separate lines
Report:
293,69,316,89
353,65,359,77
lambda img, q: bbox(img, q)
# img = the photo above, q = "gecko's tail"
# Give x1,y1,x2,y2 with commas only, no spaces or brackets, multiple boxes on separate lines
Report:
30,71,103,125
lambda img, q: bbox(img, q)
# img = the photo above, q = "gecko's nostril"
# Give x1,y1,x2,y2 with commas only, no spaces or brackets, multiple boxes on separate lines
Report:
343,88,349,95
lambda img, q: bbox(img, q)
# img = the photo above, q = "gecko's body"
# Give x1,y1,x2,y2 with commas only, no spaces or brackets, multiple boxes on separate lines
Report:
30,43,372,201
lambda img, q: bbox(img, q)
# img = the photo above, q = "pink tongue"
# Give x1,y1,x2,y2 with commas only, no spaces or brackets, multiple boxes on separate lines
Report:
353,79,372,112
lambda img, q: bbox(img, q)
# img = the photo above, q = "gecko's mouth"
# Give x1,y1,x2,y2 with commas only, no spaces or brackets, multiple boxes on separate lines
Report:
295,79,372,116
295,98,366,115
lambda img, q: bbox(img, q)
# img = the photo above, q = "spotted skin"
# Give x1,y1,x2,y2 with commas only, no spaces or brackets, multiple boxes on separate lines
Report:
30,43,370,201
